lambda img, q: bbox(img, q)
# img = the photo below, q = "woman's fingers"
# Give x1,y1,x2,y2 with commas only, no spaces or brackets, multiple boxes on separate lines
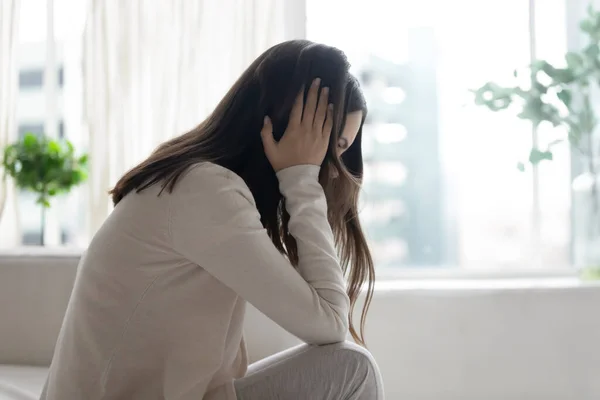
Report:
322,104,334,139
302,78,321,127
262,78,333,172
260,116,276,157
313,87,329,133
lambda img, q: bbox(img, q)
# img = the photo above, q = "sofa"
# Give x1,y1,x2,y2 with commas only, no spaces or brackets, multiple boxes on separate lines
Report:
2,249,600,399
0,251,78,398
0,249,303,398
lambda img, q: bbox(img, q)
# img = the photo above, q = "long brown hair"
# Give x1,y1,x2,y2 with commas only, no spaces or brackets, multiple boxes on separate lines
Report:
110,40,375,346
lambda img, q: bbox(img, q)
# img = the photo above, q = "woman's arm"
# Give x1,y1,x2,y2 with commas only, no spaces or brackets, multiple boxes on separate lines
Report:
169,163,349,345
171,78,348,344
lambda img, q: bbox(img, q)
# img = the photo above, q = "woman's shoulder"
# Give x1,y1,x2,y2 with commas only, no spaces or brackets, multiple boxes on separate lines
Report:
169,162,258,220
174,162,251,198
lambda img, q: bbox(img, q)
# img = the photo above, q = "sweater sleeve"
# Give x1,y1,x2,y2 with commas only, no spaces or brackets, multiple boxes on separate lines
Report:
169,164,349,345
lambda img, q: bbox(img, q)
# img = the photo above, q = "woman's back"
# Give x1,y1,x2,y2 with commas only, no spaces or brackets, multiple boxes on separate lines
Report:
42,163,249,399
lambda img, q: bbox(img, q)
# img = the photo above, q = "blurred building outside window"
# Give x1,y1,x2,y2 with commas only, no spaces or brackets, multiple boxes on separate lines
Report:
307,0,572,271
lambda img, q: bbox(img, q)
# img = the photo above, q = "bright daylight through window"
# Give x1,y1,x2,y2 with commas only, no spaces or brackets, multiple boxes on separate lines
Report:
308,0,574,271
14,0,87,247
10,0,592,274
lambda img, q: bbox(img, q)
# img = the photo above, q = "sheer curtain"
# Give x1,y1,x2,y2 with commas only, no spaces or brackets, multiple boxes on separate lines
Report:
0,0,21,249
82,0,285,237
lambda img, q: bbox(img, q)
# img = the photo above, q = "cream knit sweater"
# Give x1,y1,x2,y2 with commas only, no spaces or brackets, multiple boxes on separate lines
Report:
41,162,350,400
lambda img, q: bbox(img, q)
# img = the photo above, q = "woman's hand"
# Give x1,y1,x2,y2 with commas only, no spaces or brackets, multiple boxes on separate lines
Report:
261,78,334,172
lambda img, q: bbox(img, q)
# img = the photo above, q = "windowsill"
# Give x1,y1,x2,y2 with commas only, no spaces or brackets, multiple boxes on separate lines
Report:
374,276,600,292
373,266,600,291
376,266,578,280
3,247,598,291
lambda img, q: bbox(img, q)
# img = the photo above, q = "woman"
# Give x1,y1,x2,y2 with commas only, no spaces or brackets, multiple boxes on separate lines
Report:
41,40,383,400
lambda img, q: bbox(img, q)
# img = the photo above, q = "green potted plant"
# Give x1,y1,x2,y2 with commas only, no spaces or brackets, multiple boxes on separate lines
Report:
2,133,88,245
472,4,600,279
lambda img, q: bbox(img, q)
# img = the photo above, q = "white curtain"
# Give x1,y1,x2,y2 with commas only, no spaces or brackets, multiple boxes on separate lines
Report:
83,0,286,237
0,0,21,249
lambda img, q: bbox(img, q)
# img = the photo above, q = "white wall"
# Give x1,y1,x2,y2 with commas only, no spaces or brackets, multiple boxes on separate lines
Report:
245,280,600,400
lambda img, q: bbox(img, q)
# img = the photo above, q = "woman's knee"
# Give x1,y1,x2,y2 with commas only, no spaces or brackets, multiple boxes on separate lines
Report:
318,341,384,398
324,341,378,368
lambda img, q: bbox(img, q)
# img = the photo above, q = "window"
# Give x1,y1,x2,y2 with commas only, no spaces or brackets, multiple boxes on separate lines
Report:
18,121,63,139
307,0,570,270
17,123,44,138
18,67,63,89
10,0,577,273
18,69,43,89
16,0,87,247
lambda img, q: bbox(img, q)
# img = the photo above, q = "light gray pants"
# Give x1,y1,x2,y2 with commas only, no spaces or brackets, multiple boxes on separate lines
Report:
234,341,384,400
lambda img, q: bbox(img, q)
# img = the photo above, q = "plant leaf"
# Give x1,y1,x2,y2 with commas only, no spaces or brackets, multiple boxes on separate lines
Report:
556,89,572,109
565,52,584,69
584,44,600,60
529,149,553,164
48,140,60,154
581,18,594,33
472,82,514,111
534,61,575,84
23,133,38,149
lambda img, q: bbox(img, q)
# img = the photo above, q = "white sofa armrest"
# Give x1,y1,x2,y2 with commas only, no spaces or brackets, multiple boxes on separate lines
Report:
0,249,80,366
